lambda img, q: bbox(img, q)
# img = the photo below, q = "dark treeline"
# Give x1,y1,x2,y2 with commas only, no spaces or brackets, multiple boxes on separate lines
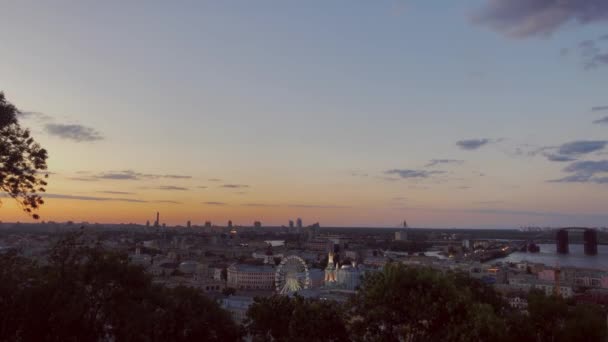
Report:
1,234,606,341
245,265,607,342
0,233,240,342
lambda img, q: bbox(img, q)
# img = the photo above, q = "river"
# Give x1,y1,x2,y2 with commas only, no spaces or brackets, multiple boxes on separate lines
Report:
495,244,608,270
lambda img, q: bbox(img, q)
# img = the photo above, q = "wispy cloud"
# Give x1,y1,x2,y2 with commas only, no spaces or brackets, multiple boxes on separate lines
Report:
153,200,182,204
545,154,577,162
472,0,608,38
45,123,103,142
241,203,280,207
71,170,192,181
593,117,608,125
203,201,227,206
154,186,189,191
208,178,222,182
425,159,465,167
385,169,445,179
557,140,607,155
592,106,608,112
287,204,351,209
17,111,52,122
221,184,249,189
43,193,146,203
456,139,490,150
198,186,208,189
97,191,136,195
550,160,608,184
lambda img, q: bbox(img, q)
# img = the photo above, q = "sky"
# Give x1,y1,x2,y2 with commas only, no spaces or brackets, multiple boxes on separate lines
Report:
1,0,608,228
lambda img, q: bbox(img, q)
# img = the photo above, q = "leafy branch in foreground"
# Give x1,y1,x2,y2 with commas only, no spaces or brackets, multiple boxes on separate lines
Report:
0,92,48,219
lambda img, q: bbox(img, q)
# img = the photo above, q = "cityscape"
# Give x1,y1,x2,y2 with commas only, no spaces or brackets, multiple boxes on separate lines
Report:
2,1,608,341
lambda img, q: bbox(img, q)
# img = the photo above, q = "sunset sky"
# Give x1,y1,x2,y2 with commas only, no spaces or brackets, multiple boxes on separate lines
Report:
1,1,608,228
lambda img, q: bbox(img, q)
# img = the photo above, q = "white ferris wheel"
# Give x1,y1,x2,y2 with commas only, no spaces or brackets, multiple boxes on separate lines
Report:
275,255,310,295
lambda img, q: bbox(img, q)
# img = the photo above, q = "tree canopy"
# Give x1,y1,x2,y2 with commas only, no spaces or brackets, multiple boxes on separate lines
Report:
0,232,241,342
244,263,607,342
244,295,349,342
0,92,48,219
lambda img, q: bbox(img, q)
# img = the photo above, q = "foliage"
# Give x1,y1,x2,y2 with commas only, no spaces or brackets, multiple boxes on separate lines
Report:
526,289,607,342
0,92,48,219
244,295,349,342
348,264,507,342
0,232,240,342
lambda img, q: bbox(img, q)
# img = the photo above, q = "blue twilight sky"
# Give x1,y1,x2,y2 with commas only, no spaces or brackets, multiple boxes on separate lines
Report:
1,0,607,228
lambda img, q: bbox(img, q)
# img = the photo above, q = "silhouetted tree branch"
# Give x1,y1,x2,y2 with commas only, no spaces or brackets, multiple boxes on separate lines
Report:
0,92,48,219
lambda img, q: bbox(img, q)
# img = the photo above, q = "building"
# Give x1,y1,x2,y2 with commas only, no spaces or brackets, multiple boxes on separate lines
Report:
508,274,574,298
324,252,364,290
395,230,408,241
254,221,262,228
227,264,276,290
296,218,303,229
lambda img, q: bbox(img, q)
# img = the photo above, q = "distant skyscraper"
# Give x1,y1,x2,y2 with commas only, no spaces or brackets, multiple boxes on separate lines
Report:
254,221,262,228
146,220,150,228
154,212,160,228
204,221,212,228
296,218,303,229
228,220,233,228
187,220,191,228
289,220,294,229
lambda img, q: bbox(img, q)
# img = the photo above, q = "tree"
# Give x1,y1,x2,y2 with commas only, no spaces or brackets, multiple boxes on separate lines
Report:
244,295,349,342
0,232,241,342
348,264,507,342
0,92,48,219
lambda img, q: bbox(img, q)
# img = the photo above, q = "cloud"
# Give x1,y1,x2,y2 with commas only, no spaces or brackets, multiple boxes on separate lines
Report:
456,139,490,150
45,123,103,142
593,116,608,124
203,201,227,206
198,186,208,189
287,204,351,209
385,169,446,179
155,186,188,191
153,200,182,204
97,171,139,180
74,170,192,181
43,193,146,203
473,200,505,205
162,174,192,179
98,191,136,195
557,140,607,155
545,154,577,162
17,111,52,122
425,159,465,167
208,178,222,182
242,203,280,207
472,0,608,38
592,106,608,112
550,159,608,183
221,184,249,189
68,177,99,182
576,39,608,69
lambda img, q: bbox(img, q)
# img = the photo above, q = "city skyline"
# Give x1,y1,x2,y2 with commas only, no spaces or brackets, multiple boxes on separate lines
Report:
2,1,608,228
